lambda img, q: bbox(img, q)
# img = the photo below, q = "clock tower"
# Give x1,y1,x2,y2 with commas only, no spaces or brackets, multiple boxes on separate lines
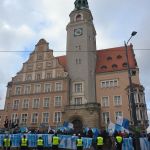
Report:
65,0,100,129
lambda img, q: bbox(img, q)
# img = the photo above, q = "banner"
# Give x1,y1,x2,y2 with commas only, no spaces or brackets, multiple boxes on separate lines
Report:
0,134,149,150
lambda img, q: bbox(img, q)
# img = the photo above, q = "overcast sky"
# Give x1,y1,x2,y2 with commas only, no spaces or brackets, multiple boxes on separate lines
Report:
0,0,150,129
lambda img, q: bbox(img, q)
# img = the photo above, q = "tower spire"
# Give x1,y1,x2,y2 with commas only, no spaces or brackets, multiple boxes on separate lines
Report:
74,0,89,10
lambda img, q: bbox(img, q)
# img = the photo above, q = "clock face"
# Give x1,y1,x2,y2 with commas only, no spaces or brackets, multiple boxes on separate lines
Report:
74,28,83,36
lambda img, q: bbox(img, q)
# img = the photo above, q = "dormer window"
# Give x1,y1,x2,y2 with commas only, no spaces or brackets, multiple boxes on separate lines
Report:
112,64,118,69
122,62,127,67
117,55,122,59
101,65,107,69
107,56,112,61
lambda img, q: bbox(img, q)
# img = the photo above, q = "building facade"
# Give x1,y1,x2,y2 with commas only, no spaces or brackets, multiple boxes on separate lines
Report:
0,0,149,131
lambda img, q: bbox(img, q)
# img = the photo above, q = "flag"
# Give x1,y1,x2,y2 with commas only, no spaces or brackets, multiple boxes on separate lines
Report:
122,118,129,129
108,122,115,135
68,122,73,129
48,125,51,133
116,116,123,126
63,121,74,129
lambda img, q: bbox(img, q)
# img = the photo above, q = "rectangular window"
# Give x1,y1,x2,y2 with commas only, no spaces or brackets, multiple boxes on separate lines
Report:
114,96,122,106
74,97,82,105
15,87,21,95
31,113,38,123
11,113,18,123
24,85,31,94
102,112,109,124
55,82,62,91
74,83,82,93
25,74,32,81
34,84,41,93
53,112,61,123
46,73,52,79
100,79,118,88
22,99,29,109
43,98,50,108
32,99,40,108
44,83,52,93
115,111,123,120
42,113,49,123
101,96,109,107
35,73,41,80
54,96,62,107
13,100,19,109
21,114,28,125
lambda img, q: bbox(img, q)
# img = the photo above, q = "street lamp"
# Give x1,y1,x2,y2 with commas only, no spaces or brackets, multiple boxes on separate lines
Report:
124,31,137,127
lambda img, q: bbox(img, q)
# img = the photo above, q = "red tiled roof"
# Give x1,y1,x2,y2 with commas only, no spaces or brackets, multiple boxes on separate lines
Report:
96,45,137,73
57,44,137,73
56,55,67,71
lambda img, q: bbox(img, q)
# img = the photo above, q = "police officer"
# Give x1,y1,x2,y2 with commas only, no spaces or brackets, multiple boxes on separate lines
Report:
3,135,11,150
52,133,60,150
20,135,28,150
96,134,104,150
115,134,123,150
37,137,44,150
76,134,83,150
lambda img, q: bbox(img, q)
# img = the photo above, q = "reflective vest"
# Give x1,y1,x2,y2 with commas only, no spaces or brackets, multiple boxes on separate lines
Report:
116,136,123,143
52,136,59,145
97,136,104,145
21,138,28,146
3,138,11,147
77,139,83,147
37,139,44,146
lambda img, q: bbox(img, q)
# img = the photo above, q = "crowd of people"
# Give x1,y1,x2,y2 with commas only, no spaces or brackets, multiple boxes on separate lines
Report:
1,127,150,150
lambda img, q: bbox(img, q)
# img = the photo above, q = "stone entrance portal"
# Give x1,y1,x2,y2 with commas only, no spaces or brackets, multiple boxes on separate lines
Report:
72,119,83,133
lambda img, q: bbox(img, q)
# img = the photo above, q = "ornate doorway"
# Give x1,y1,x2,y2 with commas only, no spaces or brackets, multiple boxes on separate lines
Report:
72,119,83,133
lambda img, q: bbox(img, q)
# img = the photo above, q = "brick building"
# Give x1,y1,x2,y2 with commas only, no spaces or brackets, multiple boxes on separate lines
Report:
0,0,149,131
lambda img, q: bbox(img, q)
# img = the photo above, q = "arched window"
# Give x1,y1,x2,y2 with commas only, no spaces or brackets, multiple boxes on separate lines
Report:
76,14,82,21
75,13,83,21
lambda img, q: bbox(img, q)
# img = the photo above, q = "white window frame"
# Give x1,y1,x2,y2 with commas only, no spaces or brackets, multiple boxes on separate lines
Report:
31,113,38,124
102,112,110,125
100,79,118,88
115,111,123,120
74,83,82,93
55,82,62,91
32,98,40,108
44,83,52,93
43,97,50,108
11,113,18,123
34,84,41,93
53,112,62,123
25,74,32,81
46,72,52,79
24,85,31,94
22,99,29,109
13,100,19,109
35,73,41,80
74,97,82,105
54,96,62,107
21,113,28,125
113,96,122,106
101,96,109,107
42,112,49,124
15,86,21,95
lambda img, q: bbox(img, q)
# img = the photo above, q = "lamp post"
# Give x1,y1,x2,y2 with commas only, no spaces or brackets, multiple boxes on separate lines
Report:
125,31,141,150
124,31,137,127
